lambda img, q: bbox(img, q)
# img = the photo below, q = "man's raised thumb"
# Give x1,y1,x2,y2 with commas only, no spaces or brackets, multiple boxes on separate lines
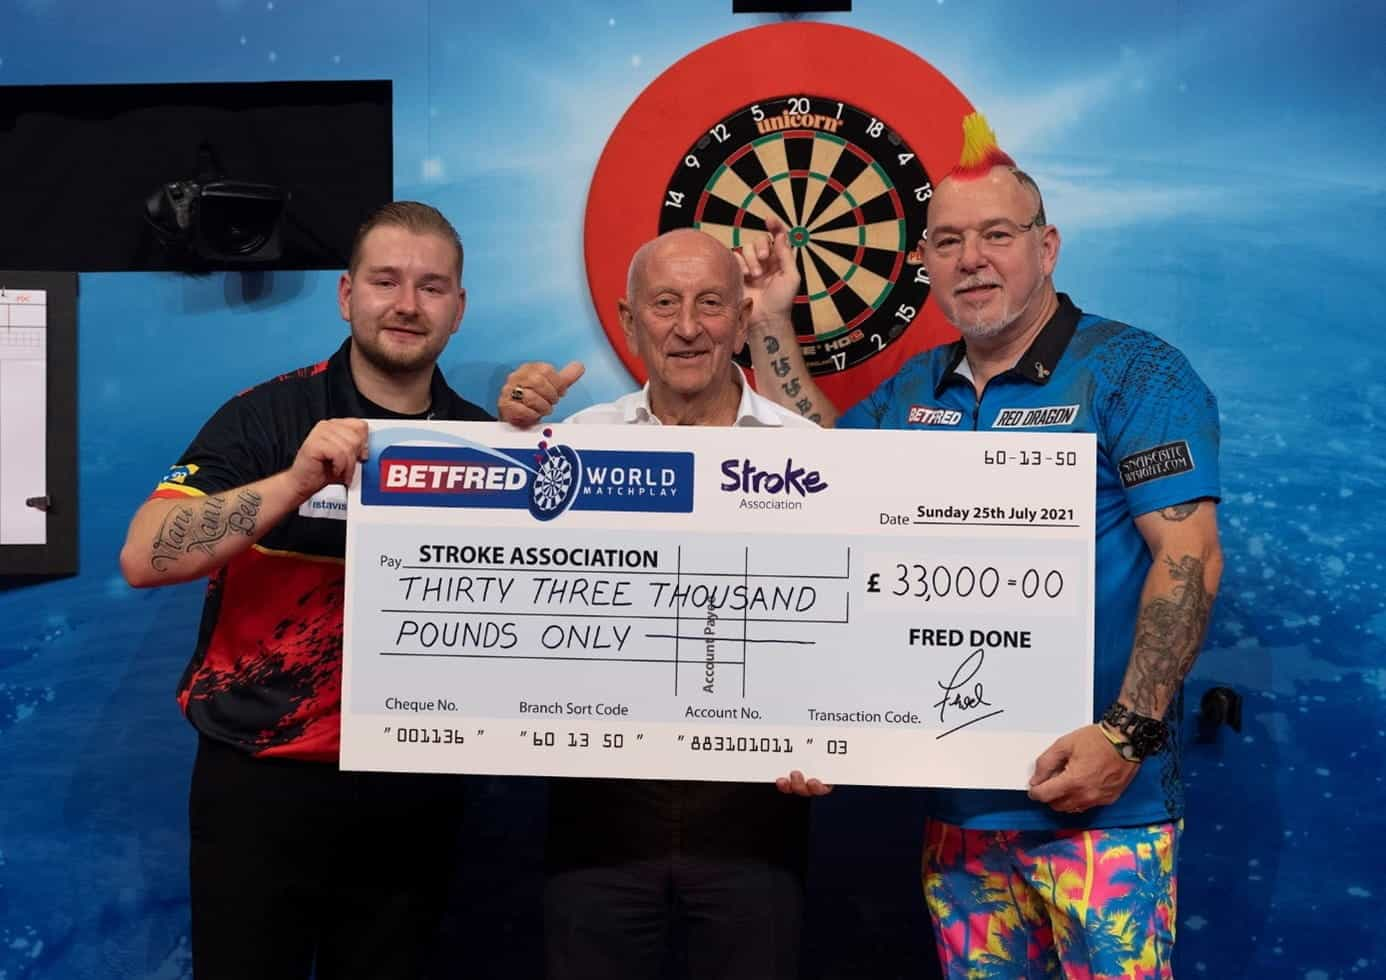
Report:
557,361,586,393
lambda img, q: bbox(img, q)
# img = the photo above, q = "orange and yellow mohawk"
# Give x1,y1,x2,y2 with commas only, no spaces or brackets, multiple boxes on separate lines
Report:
949,112,1016,179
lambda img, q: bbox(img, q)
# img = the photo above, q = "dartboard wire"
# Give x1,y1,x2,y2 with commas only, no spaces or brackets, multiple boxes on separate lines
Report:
801,187,868,286
801,133,847,225
813,220,906,251
719,143,795,230
804,143,873,228
811,241,893,314
750,135,800,226
808,167,889,236
799,245,843,337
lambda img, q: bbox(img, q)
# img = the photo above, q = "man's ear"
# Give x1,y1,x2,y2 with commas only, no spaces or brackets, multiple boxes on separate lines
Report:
618,298,637,352
337,271,353,323
451,287,467,335
1040,224,1061,278
735,296,753,351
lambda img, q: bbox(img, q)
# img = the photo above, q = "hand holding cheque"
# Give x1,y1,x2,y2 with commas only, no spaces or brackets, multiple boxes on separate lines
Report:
341,419,1095,789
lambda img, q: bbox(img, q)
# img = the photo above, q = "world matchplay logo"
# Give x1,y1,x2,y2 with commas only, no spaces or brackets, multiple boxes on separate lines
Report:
362,427,694,521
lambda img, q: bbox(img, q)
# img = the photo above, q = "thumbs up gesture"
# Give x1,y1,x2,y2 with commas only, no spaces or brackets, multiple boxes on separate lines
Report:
498,361,586,427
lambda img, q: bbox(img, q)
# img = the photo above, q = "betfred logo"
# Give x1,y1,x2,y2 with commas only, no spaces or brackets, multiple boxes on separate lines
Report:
908,406,963,426
382,460,527,493
363,441,694,517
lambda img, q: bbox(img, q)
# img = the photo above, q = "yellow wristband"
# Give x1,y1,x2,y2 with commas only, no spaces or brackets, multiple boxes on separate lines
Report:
1098,722,1127,748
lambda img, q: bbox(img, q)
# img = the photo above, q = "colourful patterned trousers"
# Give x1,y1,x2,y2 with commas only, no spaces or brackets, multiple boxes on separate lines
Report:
922,817,1180,979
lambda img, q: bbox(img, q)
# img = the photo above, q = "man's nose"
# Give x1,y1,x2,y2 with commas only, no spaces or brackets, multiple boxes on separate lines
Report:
958,233,988,272
393,285,419,316
673,304,701,339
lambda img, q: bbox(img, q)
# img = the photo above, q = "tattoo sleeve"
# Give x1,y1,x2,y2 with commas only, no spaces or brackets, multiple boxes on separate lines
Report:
150,490,263,572
1122,554,1214,716
1159,502,1199,521
749,329,835,425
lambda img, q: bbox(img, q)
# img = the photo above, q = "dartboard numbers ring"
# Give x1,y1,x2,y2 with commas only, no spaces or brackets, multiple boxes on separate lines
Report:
659,94,933,376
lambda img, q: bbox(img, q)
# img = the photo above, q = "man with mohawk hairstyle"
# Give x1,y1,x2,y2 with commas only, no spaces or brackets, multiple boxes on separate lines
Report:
741,113,1223,978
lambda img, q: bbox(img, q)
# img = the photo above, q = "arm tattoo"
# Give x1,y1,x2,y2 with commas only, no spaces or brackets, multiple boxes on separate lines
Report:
1124,554,1213,716
762,335,781,355
1158,502,1200,522
150,490,262,571
771,356,791,378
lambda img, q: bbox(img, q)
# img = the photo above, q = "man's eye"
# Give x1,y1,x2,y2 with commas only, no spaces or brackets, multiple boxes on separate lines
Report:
985,230,1014,243
933,237,960,250
372,279,396,288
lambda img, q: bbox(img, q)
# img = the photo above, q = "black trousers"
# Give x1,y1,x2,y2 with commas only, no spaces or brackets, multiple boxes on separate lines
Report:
545,778,809,980
188,735,465,980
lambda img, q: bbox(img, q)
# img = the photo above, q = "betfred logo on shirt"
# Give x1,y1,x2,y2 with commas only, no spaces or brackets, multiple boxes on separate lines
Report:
908,406,964,426
992,405,1079,428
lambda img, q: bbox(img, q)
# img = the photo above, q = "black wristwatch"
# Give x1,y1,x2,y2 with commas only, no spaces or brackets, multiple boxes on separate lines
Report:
1100,702,1170,762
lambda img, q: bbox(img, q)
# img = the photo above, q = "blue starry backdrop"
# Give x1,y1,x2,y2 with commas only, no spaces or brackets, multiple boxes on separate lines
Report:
1,1,1382,978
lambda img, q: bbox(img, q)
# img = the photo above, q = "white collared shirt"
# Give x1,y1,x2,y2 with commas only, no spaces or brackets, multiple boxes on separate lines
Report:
564,365,819,429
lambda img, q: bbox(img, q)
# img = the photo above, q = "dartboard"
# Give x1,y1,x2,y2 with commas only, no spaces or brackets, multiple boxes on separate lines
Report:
528,444,583,522
657,96,932,376
585,23,975,409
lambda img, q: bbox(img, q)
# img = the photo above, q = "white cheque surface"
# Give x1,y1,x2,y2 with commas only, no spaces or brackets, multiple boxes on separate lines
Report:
342,421,1095,789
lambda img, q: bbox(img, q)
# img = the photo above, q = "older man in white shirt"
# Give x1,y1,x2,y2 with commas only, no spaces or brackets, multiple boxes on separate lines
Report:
504,228,812,431
498,227,826,980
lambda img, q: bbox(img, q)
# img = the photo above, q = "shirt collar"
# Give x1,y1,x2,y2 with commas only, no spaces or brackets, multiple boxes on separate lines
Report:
935,293,1082,397
329,337,453,419
626,364,770,426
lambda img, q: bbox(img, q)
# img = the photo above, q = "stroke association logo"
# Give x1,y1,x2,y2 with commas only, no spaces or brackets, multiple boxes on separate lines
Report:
719,456,829,512
362,427,694,521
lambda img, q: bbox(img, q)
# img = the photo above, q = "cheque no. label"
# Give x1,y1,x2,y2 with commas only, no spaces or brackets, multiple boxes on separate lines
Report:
341,420,1096,790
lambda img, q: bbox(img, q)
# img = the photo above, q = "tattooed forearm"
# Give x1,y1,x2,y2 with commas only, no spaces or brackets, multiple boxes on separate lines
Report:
752,333,830,425
1159,502,1200,521
763,338,822,418
150,491,262,571
1122,554,1213,716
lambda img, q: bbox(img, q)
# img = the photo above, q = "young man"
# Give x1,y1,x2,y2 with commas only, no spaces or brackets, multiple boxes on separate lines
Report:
120,202,490,980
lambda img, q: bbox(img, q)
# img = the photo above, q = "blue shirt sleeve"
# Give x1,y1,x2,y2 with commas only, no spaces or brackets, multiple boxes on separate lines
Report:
1098,332,1221,517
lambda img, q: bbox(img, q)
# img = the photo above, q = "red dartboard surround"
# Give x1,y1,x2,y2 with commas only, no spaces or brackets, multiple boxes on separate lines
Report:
584,22,974,411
